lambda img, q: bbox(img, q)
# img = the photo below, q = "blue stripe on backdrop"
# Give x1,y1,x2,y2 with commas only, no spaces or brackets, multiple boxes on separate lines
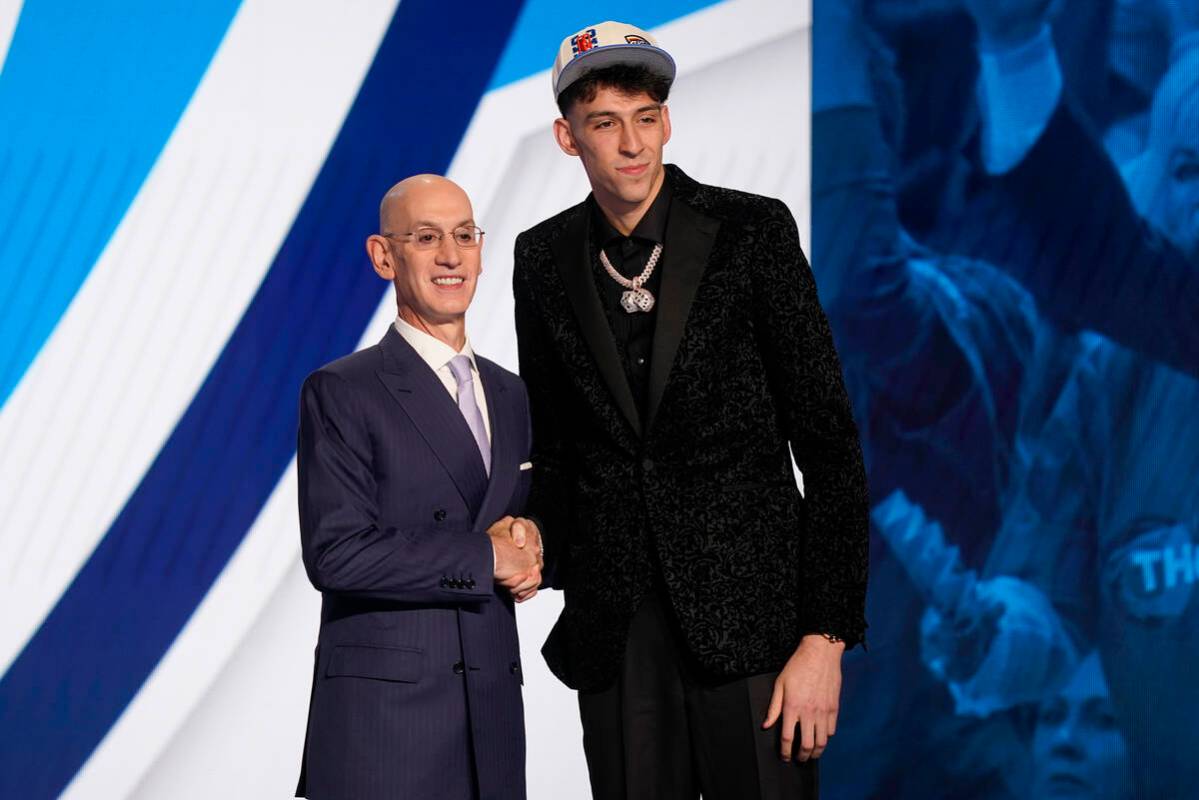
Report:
0,0,242,409
488,0,722,89
0,1,525,796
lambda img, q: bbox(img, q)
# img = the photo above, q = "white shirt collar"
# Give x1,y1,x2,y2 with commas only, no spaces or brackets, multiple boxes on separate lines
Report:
393,315,478,375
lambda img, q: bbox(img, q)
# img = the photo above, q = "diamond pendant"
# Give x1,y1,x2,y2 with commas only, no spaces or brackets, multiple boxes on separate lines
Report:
620,287,655,313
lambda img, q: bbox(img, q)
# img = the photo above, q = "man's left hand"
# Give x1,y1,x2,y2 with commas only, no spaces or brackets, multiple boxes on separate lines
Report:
762,634,846,762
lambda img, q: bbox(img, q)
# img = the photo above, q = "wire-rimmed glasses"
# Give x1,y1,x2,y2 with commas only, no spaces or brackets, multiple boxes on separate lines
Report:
382,225,485,250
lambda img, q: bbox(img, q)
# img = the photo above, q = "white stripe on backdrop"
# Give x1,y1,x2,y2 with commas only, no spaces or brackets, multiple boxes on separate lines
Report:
0,1,22,75
0,0,399,682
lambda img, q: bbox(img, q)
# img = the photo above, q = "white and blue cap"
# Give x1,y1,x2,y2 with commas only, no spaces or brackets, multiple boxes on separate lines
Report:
552,21,676,101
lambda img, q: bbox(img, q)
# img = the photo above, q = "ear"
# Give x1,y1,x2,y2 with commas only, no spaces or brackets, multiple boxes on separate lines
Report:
661,104,672,147
553,117,580,157
366,234,396,281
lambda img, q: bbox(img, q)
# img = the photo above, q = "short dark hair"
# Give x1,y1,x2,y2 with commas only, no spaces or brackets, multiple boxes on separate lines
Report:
556,63,672,117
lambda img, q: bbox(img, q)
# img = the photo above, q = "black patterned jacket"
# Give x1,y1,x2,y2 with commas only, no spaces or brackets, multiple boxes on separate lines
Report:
513,165,869,692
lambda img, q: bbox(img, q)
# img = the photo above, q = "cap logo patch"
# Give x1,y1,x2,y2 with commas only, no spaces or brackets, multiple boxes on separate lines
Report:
571,29,599,58
624,35,650,45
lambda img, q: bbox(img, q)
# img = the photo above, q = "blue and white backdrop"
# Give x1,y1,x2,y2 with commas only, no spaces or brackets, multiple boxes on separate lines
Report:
0,1,810,797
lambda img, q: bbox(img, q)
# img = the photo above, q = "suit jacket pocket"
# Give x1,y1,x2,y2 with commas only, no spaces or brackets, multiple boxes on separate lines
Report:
325,644,424,683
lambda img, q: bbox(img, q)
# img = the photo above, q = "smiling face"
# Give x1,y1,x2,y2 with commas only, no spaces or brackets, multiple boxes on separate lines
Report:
1031,652,1130,800
366,176,482,342
554,86,671,226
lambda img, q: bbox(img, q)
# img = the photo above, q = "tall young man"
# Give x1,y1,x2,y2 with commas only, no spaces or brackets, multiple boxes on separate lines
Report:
512,22,870,799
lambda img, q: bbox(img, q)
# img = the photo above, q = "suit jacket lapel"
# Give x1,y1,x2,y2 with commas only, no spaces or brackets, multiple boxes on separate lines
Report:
376,328,489,518
646,199,720,430
472,359,518,529
551,208,642,437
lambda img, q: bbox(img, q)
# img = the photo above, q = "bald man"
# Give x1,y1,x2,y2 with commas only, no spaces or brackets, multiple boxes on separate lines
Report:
295,175,539,800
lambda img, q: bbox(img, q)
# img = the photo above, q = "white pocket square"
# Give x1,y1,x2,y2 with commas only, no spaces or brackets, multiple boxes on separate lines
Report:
519,461,533,471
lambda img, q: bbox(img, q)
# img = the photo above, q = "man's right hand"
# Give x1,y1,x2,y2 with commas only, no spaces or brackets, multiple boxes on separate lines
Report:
487,517,541,602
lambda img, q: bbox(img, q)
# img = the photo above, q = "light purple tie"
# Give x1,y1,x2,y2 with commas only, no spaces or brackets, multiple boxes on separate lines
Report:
448,355,490,475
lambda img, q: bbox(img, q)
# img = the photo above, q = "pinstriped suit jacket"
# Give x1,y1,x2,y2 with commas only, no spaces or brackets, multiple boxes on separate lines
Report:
296,326,531,800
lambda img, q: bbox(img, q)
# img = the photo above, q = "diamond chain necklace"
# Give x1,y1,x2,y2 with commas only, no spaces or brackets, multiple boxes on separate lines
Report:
599,242,662,313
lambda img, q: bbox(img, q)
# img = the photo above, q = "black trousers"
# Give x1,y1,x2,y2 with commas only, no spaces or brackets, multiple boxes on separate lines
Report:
578,596,819,800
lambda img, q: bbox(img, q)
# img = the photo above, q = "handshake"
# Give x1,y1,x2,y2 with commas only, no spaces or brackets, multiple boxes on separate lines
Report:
487,516,543,603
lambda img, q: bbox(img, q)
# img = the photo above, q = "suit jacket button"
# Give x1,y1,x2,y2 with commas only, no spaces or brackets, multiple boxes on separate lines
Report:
433,509,447,522
452,661,465,675
466,578,476,589
642,458,655,472
509,662,520,675
439,577,449,588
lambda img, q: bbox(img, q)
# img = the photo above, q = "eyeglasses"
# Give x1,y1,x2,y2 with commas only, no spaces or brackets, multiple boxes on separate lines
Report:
382,226,485,250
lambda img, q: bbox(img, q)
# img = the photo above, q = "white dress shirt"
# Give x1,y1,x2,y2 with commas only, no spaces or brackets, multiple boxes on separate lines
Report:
393,315,491,441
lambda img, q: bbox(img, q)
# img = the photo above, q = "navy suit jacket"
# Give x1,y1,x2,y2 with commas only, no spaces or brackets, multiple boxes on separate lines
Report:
295,326,531,800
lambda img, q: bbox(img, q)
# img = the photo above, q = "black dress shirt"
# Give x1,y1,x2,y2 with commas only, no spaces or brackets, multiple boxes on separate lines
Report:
589,179,672,418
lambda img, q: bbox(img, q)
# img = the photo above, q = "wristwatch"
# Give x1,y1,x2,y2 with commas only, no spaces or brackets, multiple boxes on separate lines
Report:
817,632,843,644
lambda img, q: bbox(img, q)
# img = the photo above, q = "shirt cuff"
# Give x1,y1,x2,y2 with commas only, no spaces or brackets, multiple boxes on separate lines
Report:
977,23,1062,175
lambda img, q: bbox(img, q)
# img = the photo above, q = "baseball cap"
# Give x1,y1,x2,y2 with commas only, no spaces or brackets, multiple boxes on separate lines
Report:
551,21,676,101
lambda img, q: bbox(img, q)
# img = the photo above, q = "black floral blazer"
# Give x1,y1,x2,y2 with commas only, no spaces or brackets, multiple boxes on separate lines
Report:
513,164,869,692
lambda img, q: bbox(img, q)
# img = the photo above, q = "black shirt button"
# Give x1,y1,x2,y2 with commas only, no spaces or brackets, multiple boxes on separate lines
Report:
636,357,645,366
452,661,465,675
642,458,655,472
433,509,447,522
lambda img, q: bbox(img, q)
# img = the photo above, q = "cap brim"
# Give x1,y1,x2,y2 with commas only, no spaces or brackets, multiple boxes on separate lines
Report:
554,45,676,99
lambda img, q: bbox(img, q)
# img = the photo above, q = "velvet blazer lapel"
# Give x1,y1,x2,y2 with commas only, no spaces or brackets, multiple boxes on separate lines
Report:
645,197,719,430
551,210,643,437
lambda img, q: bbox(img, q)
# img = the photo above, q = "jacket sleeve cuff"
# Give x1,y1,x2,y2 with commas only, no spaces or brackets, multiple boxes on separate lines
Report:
802,610,869,652
434,531,495,599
